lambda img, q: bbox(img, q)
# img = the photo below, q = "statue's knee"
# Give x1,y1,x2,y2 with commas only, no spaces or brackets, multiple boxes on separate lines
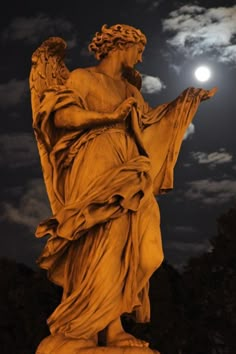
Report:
150,249,164,271
140,247,164,274
154,251,164,270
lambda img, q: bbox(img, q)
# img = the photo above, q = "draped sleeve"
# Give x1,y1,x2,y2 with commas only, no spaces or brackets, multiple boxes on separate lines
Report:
140,88,204,195
32,86,88,213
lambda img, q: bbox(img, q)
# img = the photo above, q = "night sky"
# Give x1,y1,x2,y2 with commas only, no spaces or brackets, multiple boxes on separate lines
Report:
1,0,235,271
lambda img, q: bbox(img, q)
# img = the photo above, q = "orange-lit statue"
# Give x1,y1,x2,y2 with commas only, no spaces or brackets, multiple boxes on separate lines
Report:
29,24,217,354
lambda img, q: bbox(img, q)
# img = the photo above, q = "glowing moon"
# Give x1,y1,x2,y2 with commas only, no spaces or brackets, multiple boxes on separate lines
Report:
194,66,211,82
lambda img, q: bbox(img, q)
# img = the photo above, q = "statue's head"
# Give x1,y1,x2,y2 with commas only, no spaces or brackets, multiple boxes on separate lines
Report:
88,24,147,60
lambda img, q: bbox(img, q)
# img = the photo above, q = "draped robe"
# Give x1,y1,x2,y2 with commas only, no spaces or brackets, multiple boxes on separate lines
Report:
32,69,203,339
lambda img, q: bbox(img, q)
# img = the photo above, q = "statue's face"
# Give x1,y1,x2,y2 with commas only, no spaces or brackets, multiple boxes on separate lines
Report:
122,43,144,68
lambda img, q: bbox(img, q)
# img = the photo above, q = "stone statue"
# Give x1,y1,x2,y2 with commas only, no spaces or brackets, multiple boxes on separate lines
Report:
29,24,217,354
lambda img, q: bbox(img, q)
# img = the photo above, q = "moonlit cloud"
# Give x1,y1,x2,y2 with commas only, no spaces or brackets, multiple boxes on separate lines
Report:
0,14,77,47
2,178,50,232
183,123,195,140
0,133,38,168
162,5,236,64
184,179,236,205
141,74,166,94
0,79,28,108
191,150,233,166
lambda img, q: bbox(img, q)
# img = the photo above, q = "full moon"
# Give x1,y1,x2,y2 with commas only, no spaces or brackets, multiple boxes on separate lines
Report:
194,66,211,82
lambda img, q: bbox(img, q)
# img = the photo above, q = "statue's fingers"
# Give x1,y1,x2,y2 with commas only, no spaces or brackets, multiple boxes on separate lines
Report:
208,86,218,97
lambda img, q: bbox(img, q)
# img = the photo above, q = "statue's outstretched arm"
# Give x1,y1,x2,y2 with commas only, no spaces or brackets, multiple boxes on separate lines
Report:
198,86,218,100
141,86,218,195
141,86,218,127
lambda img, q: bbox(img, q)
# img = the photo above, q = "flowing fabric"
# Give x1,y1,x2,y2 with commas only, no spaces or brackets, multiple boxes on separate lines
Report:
32,75,203,339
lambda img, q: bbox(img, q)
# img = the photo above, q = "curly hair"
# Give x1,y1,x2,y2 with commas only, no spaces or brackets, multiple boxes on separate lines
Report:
88,24,147,60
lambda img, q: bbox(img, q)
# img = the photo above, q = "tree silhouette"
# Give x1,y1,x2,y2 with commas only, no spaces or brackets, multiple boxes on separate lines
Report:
181,206,236,354
0,258,61,354
149,261,187,354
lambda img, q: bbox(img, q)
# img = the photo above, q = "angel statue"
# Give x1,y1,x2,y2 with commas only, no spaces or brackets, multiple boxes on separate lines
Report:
29,24,217,354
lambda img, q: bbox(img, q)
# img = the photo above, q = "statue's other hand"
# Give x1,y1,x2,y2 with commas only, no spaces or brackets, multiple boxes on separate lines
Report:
111,97,137,121
200,86,218,101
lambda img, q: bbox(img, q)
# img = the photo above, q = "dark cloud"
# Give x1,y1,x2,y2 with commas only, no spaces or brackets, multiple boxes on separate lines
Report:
164,238,211,270
1,178,50,232
0,79,28,108
0,14,77,47
0,133,38,168
135,0,163,11
184,178,236,205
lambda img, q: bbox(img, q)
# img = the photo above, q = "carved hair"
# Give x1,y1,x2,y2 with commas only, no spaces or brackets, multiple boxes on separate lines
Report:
88,24,147,60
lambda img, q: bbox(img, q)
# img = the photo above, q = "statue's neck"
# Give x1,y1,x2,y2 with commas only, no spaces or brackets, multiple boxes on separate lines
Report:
96,53,125,81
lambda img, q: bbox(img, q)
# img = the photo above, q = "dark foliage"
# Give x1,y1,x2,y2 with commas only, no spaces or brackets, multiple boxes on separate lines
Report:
0,259,62,354
180,206,236,354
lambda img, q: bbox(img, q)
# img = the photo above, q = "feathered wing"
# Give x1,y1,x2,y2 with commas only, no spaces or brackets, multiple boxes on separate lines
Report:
29,36,70,121
29,37,70,212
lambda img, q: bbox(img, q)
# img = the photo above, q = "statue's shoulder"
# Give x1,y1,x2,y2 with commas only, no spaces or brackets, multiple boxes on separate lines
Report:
66,67,97,91
68,66,98,80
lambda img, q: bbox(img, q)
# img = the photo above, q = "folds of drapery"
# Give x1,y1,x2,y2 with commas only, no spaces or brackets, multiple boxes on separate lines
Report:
46,207,152,338
32,87,86,214
141,87,203,195
35,152,153,286
32,85,204,285
31,84,204,338
32,87,154,285
33,86,203,212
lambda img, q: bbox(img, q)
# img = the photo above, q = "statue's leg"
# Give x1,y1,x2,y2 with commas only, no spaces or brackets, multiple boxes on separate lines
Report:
137,197,164,293
106,198,162,348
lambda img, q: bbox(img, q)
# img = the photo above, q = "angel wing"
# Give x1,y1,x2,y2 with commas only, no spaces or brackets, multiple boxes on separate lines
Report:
29,36,70,121
29,37,70,212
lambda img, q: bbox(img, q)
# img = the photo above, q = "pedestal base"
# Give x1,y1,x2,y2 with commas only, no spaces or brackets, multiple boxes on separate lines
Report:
36,335,160,354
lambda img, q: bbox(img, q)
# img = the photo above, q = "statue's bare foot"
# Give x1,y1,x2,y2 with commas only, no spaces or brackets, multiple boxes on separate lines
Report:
107,331,149,347
106,316,149,348
76,335,98,348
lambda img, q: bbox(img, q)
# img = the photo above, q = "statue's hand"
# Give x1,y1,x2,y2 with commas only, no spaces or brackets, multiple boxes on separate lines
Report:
199,86,218,101
111,97,137,121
